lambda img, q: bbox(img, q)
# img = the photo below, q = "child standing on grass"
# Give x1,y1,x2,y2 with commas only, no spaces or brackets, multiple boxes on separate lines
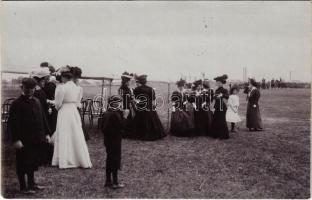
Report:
8,78,51,194
226,85,241,132
101,95,129,189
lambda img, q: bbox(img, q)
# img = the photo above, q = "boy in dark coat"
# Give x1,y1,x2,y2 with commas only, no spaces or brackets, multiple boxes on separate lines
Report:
8,78,51,194
101,95,129,189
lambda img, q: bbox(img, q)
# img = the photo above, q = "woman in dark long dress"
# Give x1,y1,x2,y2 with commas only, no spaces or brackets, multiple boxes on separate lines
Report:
40,62,58,134
246,78,263,131
118,72,135,138
191,79,208,136
170,79,194,137
202,80,214,136
31,70,54,165
133,75,166,140
43,66,58,135
211,74,230,139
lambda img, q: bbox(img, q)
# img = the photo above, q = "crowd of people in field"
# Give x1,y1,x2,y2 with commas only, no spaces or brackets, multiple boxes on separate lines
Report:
7,62,263,194
118,72,263,140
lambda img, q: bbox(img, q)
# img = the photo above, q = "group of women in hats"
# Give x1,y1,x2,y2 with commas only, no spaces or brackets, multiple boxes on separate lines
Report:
170,74,232,139
169,74,263,139
29,64,93,169
117,72,263,140
118,72,166,141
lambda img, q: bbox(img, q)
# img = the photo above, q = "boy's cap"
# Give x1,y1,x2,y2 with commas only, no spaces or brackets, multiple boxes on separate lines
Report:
21,78,37,89
135,74,147,84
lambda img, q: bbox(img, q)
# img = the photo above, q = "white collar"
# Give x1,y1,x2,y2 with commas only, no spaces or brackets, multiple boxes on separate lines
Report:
251,87,257,92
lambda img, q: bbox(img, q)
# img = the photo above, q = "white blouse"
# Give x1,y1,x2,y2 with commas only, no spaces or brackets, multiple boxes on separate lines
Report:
54,81,82,110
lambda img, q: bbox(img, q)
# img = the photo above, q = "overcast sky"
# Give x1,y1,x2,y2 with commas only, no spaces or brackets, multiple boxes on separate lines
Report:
1,1,311,82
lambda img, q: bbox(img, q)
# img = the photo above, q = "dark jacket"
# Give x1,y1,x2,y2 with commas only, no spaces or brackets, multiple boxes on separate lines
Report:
102,110,126,148
8,95,51,145
118,85,133,110
43,82,57,101
101,109,126,171
246,88,263,129
214,87,229,111
133,85,155,111
171,91,187,110
34,88,49,118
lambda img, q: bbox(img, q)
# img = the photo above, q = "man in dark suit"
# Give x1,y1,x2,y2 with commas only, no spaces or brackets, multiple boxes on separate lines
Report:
8,78,51,194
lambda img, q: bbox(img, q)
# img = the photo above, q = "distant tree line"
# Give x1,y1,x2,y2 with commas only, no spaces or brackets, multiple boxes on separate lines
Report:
234,78,311,91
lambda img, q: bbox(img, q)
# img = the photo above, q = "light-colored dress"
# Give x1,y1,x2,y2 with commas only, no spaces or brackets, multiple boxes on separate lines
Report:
226,94,241,123
52,81,92,169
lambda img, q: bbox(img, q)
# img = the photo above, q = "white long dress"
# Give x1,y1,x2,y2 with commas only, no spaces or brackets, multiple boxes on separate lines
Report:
226,94,242,123
52,81,92,169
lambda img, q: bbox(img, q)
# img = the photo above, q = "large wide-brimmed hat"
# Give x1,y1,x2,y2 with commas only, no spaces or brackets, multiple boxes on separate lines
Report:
30,69,50,79
70,66,82,78
121,71,133,80
214,74,228,84
59,66,73,78
249,78,258,87
136,74,147,84
203,80,210,88
193,79,203,88
176,78,186,87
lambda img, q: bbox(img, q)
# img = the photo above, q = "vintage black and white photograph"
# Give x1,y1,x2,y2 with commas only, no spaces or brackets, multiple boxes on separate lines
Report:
1,1,310,199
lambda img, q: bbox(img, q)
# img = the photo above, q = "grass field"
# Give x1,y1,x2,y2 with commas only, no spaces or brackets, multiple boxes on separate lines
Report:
1,88,310,198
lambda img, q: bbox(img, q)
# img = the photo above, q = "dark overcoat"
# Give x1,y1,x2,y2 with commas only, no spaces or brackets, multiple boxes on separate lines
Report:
8,95,51,173
101,110,125,171
211,87,229,139
246,88,263,129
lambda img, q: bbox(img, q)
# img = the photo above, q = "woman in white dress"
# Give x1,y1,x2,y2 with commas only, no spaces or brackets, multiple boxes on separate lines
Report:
226,85,241,132
52,66,92,169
